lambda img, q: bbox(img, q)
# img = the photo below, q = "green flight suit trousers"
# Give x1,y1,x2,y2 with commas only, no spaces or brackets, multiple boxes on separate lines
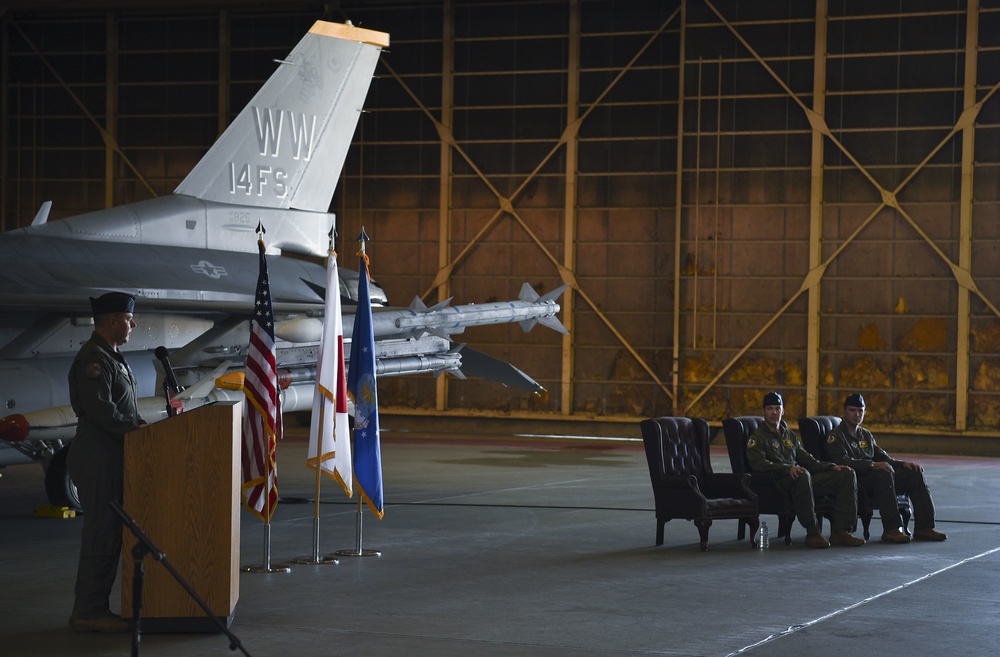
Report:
776,468,858,534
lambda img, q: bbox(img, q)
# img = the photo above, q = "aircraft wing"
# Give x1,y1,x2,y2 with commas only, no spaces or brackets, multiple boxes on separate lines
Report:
453,344,544,393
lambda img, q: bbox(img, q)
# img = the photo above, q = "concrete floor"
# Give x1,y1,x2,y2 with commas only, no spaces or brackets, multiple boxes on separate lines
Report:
2,422,999,657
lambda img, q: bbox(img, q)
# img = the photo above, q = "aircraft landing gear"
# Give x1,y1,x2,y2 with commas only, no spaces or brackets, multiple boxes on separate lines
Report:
44,445,81,511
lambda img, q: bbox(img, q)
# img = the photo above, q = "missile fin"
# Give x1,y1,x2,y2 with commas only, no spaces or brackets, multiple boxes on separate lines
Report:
537,284,568,304
428,297,453,312
518,282,539,302
518,318,538,333
177,361,232,400
31,201,52,227
410,296,452,313
424,326,452,340
537,314,569,334
445,367,467,380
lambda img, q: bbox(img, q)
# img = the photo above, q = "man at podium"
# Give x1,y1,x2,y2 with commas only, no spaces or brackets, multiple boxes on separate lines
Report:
66,292,146,633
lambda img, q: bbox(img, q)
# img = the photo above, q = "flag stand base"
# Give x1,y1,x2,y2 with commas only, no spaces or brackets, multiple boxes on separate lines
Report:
241,564,291,573
333,548,381,557
241,524,291,572
291,555,339,565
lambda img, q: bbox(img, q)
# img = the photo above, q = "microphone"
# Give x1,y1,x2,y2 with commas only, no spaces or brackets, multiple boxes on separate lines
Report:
154,346,183,395
154,346,185,417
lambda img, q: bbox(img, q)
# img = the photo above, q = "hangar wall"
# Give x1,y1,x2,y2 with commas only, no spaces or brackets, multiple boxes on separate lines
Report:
4,0,1000,437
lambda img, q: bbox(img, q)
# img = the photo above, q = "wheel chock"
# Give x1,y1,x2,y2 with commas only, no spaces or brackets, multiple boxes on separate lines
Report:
34,506,76,519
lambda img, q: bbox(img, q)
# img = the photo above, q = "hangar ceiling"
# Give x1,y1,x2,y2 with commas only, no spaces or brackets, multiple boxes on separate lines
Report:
4,0,1000,438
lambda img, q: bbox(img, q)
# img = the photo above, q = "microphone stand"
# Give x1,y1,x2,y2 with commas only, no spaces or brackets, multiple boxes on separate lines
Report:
155,346,184,417
161,378,175,417
110,499,252,657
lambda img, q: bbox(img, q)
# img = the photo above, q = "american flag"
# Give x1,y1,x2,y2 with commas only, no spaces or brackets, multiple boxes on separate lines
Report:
241,234,282,522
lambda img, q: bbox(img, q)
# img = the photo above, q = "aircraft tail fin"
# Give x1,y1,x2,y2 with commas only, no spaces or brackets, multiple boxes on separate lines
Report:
174,21,388,213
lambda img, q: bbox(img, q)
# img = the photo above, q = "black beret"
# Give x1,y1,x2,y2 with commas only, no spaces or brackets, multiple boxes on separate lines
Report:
90,292,135,315
762,391,783,407
844,393,865,408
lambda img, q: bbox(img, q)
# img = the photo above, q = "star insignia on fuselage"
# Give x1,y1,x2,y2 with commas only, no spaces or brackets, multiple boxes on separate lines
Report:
191,260,228,279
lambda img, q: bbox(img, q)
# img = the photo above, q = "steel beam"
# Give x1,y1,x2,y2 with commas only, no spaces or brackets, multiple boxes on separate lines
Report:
956,0,980,431
805,0,828,416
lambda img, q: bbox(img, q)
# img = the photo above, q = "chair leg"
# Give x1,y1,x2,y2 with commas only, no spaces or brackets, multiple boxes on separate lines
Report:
747,518,760,547
694,518,712,551
656,518,665,546
737,518,747,541
860,509,873,540
779,514,794,545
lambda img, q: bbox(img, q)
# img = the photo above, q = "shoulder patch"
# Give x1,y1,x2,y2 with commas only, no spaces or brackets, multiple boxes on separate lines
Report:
826,434,837,444
85,362,103,379
746,436,757,448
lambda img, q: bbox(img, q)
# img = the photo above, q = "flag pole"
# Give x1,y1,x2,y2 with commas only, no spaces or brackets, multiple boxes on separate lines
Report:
243,437,290,573
292,403,339,565
294,231,346,565
336,228,382,558
240,222,290,574
335,452,380,558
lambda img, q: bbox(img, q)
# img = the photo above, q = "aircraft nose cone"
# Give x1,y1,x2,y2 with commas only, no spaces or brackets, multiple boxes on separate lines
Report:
0,414,30,442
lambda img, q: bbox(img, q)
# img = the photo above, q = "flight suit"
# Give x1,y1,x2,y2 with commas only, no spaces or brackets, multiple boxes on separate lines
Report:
66,332,143,619
746,424,858,535
825,423,937,532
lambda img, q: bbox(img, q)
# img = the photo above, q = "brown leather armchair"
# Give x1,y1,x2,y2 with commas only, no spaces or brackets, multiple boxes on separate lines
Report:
797,415,912,539
721,416,795,545
640,416,759,551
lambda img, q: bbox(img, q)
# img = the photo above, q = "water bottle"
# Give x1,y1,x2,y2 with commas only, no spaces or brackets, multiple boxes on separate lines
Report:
757,522,769,549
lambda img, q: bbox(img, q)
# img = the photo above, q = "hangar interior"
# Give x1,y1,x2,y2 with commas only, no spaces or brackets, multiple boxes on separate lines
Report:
4,0,1000,447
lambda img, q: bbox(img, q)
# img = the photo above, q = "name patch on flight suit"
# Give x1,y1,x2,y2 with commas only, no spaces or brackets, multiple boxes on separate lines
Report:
85,362,103,379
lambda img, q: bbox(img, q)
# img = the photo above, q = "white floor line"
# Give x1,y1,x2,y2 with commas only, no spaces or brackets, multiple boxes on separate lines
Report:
724,544,1000,657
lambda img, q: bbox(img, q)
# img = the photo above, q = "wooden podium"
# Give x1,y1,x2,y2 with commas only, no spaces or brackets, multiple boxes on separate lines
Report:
122,401,242,632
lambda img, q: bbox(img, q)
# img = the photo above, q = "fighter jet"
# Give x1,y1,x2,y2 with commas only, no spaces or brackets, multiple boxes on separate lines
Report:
0,20,566,509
